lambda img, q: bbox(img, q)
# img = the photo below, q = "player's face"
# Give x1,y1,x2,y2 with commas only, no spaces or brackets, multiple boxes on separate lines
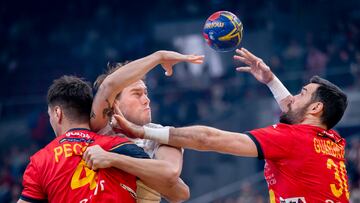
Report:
116,80,151,125
280,83,320,124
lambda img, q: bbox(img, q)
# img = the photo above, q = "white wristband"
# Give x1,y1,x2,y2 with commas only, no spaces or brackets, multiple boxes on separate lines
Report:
143,126,170,144
266,76,291,104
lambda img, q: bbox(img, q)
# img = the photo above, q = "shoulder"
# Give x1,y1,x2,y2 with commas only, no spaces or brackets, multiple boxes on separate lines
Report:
93,133,132,151
251,123,294,134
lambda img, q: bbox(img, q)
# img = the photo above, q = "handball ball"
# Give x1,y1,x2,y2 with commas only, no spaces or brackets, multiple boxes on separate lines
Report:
203,11,243,52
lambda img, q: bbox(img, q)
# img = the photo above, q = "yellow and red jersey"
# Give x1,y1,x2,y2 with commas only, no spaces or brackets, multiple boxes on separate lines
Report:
20,128,149,203
247,123,349,203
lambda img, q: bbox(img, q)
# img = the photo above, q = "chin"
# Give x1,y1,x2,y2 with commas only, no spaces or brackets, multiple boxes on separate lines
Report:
143,117,151,125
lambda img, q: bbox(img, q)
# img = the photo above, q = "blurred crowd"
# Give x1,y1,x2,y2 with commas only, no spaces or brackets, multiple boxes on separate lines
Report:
0,0,360,202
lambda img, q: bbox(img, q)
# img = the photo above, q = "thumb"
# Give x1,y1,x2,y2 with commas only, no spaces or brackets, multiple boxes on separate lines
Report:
162,64,173,76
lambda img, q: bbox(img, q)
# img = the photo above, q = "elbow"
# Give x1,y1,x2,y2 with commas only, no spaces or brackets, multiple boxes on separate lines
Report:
100,77,115,90
165,180,190,203
160,159,183,186
164,165,181,186
178,184,190,202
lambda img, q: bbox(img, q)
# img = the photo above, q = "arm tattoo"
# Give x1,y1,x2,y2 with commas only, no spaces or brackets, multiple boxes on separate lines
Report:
90,110,96,119
102,99,113,119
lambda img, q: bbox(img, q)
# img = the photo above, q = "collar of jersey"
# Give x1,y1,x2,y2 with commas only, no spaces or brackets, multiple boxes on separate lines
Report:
66,128,91,132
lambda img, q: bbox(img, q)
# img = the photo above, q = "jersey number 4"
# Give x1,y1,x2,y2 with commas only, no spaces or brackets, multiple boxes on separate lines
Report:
71,160,97,190
327,158,349,200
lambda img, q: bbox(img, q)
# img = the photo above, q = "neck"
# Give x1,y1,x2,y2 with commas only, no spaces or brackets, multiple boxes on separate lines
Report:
300,117,327,129
58,122,90,136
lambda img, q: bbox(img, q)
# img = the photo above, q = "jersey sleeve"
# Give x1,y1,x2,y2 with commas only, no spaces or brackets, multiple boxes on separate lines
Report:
20,156,47,202
245,124,295,160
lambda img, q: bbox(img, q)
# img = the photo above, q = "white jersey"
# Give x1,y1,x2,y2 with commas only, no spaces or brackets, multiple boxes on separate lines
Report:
98,123,163,159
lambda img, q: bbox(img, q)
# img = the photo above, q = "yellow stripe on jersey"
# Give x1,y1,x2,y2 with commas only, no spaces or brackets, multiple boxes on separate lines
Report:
110,141,132,151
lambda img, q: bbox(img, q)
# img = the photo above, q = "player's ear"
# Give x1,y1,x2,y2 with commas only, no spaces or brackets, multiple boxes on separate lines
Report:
54,106,63,123
309,102,323,115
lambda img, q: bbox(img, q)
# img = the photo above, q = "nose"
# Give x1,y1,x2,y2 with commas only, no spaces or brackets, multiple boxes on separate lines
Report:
141,94,150,105
289,95,295,104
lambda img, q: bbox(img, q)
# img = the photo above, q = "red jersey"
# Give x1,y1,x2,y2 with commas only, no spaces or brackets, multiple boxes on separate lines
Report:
20,128,148,203
247,123,349,203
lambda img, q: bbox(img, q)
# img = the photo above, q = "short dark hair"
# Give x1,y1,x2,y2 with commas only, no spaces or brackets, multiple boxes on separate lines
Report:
47,75,93,123
93,61,145,98
310,76,348,129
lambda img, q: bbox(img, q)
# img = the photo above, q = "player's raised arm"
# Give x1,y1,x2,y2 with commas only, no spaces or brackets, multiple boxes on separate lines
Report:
90,51,204,132
234,47,292,112
113,113,259,157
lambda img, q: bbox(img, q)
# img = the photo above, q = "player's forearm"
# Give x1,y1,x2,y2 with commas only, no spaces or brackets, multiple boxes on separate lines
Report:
151,146,188,202
166,126,257,157
155,178,190,202
168,126,224,151
144,125,225,151
102,52,162,97
155,145,183,178
266,75,292,112
109,153,178,187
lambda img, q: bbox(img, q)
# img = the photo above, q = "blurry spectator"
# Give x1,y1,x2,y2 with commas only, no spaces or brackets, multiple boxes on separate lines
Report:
351,51,360,89
282,39,304,71
305,46,328,77
269,55,284,75
351,180,360,203
0,168,12,203
236,182,265,203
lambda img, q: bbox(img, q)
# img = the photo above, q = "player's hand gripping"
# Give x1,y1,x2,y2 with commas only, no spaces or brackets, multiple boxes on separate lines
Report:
234,48,274,84
112,100,145,139
156,51,204,76
83,145,113,170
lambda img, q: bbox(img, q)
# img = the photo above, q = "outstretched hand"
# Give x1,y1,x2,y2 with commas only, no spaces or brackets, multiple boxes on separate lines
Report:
112,100,145,139
157,51,204,76
234,48,274,84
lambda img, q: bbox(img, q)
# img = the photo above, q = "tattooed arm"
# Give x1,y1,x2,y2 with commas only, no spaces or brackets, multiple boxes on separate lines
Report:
90,51,204,131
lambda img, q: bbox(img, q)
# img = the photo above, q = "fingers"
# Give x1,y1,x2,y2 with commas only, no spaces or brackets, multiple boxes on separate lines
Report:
113,101,122,116
114,114,127,128
241,48,259,61
236,66,252,72
83,146,103,170
235,48,261,62
83,148,93,169
233,55,252,65
186,55,204,64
